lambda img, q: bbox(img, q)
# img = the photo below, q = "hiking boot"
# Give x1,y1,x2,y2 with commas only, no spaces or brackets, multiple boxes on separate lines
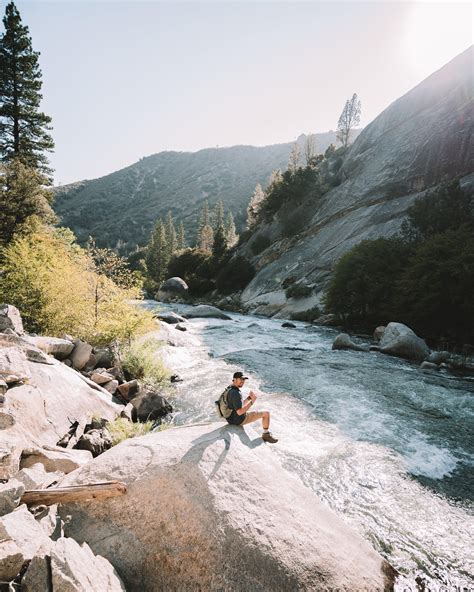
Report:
262,432,278,444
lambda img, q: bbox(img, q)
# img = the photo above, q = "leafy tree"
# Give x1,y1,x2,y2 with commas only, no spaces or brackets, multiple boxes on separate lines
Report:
325,238,412,325
87,238,141,290
0,158,55,245
0,2,54,180
336,93,361,148
401,180,474,243
216,256,255,295
167,248,215,295
262,164,321,221
397,228,474,342
0,225,153,343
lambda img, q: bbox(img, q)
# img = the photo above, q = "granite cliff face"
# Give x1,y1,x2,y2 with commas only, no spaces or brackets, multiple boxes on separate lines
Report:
240,47,474,316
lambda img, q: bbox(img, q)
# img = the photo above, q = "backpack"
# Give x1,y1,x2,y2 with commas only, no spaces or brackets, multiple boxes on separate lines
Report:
215,386,233,419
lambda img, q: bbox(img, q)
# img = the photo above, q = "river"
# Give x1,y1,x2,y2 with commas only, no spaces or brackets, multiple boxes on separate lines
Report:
142,300,474,592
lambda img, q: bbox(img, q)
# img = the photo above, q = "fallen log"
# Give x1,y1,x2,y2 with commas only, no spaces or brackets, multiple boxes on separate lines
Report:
20,480,127,506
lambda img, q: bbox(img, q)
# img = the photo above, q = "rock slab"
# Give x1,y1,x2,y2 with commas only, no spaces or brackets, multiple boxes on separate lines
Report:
60,424,395,591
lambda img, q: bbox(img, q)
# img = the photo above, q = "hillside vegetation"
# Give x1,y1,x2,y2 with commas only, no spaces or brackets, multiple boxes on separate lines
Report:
53,132,344,253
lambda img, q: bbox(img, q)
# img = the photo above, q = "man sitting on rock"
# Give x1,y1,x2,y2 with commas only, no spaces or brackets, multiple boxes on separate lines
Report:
225,371,278,443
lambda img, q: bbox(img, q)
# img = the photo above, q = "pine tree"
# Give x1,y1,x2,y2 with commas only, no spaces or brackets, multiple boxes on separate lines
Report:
177,221,186,250
288,142,301,173
336,93,361,149
0,2,54,180
213,199,225,230
165,211,177,257
246,183,265,229
0,158,55,246
225,212,238,247
197,201,214,252
145,219,169,284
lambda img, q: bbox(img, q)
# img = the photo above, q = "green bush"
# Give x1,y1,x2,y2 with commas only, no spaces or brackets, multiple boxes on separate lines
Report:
106,417,154,445
285,284,313,299
120,338,169,387
397,228,474,342
324,238,412,326
290,306,321,322
250,234,271,255
280,207,309,238
216,256,255,295
0,224,155,344
401,180,474,244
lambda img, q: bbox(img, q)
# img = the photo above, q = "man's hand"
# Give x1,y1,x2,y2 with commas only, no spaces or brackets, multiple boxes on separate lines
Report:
248,391,257,403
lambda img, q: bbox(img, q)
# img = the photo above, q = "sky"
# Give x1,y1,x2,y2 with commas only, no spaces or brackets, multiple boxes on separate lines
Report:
7,0,473,184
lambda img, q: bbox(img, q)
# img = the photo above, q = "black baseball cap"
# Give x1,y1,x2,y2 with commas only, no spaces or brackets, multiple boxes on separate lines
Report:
233,371,248,380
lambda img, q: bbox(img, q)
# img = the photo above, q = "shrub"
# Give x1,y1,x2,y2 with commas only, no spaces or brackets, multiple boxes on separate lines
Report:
401,180,474,244
250,234,271,255
285,284,313,299
120,338,170,387
216,256,255,295
106,417,154,446
167,248,216,296
397,228,474,343
324,238,412,326
290,306,321,322
280,207,308,238
282,276,296,289
0,225,154,344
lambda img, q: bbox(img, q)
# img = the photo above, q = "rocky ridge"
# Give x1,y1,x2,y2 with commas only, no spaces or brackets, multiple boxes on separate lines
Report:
239,47,474,318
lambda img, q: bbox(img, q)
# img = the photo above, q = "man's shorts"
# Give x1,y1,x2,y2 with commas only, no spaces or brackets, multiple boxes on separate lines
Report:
241,411,265,425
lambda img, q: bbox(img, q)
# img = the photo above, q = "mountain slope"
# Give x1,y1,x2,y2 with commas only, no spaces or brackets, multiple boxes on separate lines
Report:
53,132,342,251
239,46,474,316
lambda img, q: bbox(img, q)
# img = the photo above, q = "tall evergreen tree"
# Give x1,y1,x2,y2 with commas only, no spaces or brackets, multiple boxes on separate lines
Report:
145,219,169,284
336,93,361,149
177,221,186,251
0,158,55,246
213,199,225,230
0,2,54,180
246,183,265,229
288,142,301,173
225,212,238,247
197,201,214,252
165,211,177,257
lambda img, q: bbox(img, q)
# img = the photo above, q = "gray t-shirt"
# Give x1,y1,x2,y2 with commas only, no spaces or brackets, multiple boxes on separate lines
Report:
226,385,246,425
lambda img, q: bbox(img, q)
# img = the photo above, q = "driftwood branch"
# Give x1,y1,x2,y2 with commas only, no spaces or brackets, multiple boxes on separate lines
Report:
20,480,127,506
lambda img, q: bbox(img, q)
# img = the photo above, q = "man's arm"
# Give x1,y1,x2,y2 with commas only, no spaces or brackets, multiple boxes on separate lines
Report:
236,391,257,415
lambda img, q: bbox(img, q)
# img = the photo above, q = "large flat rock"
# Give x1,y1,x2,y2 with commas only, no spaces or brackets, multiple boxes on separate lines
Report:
60,423,395,591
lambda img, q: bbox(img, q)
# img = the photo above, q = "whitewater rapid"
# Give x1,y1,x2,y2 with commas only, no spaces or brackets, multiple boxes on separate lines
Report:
143,301,474,592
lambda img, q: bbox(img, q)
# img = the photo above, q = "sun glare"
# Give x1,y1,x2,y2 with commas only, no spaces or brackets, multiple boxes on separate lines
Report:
401,2,473,77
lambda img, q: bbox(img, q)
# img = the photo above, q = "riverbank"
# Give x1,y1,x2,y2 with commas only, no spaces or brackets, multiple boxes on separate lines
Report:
142,299,474,591
0,303,398,591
